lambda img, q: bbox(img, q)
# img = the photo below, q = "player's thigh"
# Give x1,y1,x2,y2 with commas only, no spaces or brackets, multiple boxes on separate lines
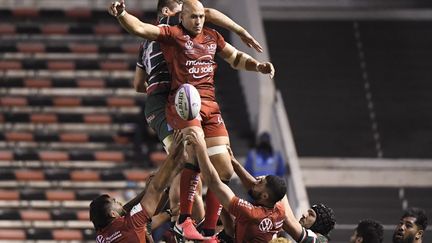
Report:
205,136,233,181
145,94,172,143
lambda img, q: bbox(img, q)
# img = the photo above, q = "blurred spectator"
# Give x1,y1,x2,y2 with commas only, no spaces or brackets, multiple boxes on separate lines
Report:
350,219,384,243
244,132,286,177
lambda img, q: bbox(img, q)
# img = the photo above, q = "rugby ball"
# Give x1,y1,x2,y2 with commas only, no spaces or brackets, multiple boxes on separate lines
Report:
175,84,201,121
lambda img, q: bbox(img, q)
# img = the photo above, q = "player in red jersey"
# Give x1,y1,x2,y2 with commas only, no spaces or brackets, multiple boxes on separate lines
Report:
110,0,274,240
183,129,286,243
89,131,186,243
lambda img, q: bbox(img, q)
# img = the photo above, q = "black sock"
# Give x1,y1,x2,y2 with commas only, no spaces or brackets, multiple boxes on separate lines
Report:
201,228,215,237
178,214,190,224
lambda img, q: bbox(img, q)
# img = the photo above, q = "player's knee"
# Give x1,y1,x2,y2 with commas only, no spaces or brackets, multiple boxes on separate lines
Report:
207,145,234,180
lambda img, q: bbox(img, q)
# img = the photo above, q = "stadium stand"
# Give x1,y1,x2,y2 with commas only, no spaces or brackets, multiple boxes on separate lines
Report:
0,5,252,241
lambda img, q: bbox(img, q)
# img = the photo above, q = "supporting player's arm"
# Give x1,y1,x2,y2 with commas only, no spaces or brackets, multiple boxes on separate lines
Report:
227,146,258,190
108,0,160,40
204,8,263,52
219,43,275,79
280,195,304,241
184,129,235,210
140,130,185,216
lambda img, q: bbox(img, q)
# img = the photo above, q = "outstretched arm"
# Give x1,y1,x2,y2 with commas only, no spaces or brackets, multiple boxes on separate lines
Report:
108,0,160,40
184,129,235,210
281,196,303,241
219,42,275,79
140,130,185,216
227,147,257,190
204,8,263,52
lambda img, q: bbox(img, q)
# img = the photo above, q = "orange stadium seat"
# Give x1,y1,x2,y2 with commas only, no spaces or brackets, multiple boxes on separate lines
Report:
94,151,124,162
93,25,122,35
149,151,168,167
52,229,83,241
0,97,27,107
20,210,50,221
16,43,45,53
77,79,105,88
124,170,150,181
53,97,81,107
47,61,75,70
24,79,52,88
69,43,98,53
59,133,89,143
5,132,33,142
122,43,141,54
65,8,91,18
0,24,16,34
0,190,19,200
70,171,100,181
107,97,135,107
100,61,129,71
30,114,57,123
39,151,69,161
84,114,112,124
0,229,26,240
12,8,39,17
15,170,44,181
0,61,21,70
46,190,75,201
41,24,69,35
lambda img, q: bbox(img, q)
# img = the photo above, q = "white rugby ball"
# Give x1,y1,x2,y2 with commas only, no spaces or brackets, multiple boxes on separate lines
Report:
175,84,201,121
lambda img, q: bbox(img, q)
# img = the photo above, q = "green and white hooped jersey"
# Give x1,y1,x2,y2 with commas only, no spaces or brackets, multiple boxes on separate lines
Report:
297,227,329,243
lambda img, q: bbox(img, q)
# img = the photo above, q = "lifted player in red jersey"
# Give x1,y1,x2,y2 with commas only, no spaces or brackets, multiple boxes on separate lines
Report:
110,0,274,240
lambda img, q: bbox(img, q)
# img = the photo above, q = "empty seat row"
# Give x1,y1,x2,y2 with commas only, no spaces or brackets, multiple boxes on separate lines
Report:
0,96,145,108
0,209,89,221
0,169,150,182
0,42,139,54
1,78,132,88
0,150,135,162
0,228,94,240
0,8,148,21
0,23,129,35
0,189,126,201
0,131,132,144
0,113,140,124
0,60,135,71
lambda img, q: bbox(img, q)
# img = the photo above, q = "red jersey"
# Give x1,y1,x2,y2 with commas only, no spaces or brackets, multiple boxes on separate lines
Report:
95,203,150,243
229,197,285,243
157,24,226,102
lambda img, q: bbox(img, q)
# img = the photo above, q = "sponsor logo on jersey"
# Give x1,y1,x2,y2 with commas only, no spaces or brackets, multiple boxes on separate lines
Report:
237,198,253,209
186,55,214,79
185,40,194,50
258,218,273,232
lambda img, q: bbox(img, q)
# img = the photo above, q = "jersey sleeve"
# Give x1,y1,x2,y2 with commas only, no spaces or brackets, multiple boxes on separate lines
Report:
157,25,177,45
136,42,145,69
126,202,151,229
228,196,256,219
214,29,227,52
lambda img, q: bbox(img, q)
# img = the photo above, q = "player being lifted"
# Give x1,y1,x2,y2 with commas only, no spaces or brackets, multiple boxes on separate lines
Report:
109,0,274,240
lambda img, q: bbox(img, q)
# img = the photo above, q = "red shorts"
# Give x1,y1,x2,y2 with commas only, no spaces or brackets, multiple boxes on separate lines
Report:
166,100,228,138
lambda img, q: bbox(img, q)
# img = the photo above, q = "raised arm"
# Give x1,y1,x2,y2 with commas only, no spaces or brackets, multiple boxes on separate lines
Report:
108,0,160,40
184,129,235,210
204,8,263,52
227,146,257,190
140,130,185,216
281,196,304,241
219,42,275,79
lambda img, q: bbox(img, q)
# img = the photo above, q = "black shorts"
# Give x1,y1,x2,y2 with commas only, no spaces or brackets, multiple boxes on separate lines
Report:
144,92,172,142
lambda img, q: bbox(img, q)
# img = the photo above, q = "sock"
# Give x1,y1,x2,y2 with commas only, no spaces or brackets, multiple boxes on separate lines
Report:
201,189,222,236
179,164,200,223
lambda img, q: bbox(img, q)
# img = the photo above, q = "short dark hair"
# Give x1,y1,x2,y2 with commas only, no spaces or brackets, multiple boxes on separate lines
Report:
356,219,384,243
157,0,183,15
310,203,336,237
401,207,428,230
89,194,115,231
265,175,287,204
